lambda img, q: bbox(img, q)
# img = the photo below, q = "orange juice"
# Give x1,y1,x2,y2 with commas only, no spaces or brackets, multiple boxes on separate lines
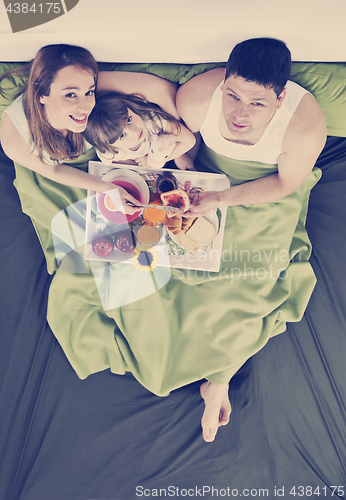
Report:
143,203,166,225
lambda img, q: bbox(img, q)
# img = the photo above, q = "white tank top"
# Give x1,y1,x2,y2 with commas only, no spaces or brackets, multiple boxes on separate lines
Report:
4,95,92,165
200,80,309,165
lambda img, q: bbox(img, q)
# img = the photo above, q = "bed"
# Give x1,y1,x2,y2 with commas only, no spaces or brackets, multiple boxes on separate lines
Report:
1,2,346,499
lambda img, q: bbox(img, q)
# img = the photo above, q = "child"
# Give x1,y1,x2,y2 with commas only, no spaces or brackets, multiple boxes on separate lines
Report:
83,90,195,170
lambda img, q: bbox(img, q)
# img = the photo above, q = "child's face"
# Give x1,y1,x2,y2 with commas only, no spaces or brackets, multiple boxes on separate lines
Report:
111,110,149,151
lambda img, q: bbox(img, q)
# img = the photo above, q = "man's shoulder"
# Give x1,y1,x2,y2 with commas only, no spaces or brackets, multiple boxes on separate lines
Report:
284,93,327,148
176,68,225,132
281,92,327,171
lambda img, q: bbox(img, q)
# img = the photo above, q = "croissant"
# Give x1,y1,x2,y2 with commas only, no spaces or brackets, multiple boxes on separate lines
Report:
182,217,195,231
166,215,183,234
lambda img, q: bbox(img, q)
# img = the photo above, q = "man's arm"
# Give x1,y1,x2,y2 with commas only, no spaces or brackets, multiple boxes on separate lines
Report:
175,68,225,165
187,93,327,215
176,68,225,133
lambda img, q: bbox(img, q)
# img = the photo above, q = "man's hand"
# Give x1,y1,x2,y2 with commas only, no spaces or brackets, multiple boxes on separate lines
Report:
185,190,219,217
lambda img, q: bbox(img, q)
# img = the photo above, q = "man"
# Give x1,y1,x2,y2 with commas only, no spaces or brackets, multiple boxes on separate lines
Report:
177,37,326,214
176,38,327,442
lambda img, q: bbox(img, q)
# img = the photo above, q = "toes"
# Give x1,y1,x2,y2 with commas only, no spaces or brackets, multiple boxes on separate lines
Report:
219,413,230,427
202,426,216,443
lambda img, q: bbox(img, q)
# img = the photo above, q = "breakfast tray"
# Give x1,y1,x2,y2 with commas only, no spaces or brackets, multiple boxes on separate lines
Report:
85,161,230,272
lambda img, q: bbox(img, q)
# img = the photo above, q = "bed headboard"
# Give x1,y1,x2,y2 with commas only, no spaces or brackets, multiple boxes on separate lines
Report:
0,0,345,63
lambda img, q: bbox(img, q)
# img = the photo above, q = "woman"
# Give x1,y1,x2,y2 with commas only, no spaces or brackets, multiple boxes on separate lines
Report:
0,44,190,212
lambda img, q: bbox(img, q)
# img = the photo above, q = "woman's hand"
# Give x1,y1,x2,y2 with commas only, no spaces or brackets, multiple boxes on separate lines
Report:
104,185,142,215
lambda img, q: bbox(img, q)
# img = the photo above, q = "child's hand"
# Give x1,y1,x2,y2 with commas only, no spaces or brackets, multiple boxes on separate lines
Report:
174,154,196,171
134,156,150,168
136,155,166,170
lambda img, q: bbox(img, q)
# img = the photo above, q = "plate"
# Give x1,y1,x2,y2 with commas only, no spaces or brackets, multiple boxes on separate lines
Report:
167,211,218,250
98,169,150,223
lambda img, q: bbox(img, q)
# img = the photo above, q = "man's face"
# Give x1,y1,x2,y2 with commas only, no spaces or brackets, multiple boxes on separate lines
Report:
221,75,286,143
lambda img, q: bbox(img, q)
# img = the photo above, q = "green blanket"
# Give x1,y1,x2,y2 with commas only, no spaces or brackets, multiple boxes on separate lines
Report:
13,143,320,395
4,59,335,395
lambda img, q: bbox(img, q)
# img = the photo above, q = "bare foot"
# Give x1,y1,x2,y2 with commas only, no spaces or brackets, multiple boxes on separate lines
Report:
200,381,231,442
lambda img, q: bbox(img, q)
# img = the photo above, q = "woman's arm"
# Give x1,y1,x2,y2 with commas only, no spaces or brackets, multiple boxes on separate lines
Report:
97,71,179,118
0,113,141,213
164,122,196,163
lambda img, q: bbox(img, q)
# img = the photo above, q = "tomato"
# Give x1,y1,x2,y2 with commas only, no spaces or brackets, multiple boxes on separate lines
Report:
114,230,136,253
92,235,114,257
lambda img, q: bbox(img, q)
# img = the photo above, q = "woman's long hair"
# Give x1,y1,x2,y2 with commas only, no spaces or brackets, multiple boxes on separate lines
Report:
0,44,98,162
83,90,181,156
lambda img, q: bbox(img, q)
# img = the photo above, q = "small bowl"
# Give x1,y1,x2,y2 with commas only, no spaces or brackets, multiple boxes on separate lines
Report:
143,203,166,226
136,225,160,247
98,169,149,223
156,172,178,194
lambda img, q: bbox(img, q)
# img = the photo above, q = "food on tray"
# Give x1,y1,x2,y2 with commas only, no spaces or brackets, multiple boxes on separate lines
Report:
165,214,183,235
102,180,143,221
185,216,215,246
177,232,200,252
181,217,195,232
92,235,114,257
143,203,166,225
104,194,118,212
137,225,160,247
156,172,178,194
167,216,216,251
114,230,136,253
160,189,190,218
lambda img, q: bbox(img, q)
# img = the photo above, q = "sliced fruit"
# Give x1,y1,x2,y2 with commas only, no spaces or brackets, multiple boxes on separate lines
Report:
104,194,118,212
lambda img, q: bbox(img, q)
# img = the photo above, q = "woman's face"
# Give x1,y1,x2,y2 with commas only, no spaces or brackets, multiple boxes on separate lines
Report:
39,65,96,134
111,110,148,151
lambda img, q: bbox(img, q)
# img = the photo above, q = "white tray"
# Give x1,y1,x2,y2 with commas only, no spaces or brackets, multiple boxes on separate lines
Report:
85,161,230,272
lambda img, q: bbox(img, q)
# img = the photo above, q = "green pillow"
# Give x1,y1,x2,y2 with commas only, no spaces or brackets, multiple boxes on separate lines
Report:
0,62,27,120
290,62,346,137
1,60,345,137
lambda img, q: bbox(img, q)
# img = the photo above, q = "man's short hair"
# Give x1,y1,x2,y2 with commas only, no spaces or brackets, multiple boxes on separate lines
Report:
225,38,292,97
